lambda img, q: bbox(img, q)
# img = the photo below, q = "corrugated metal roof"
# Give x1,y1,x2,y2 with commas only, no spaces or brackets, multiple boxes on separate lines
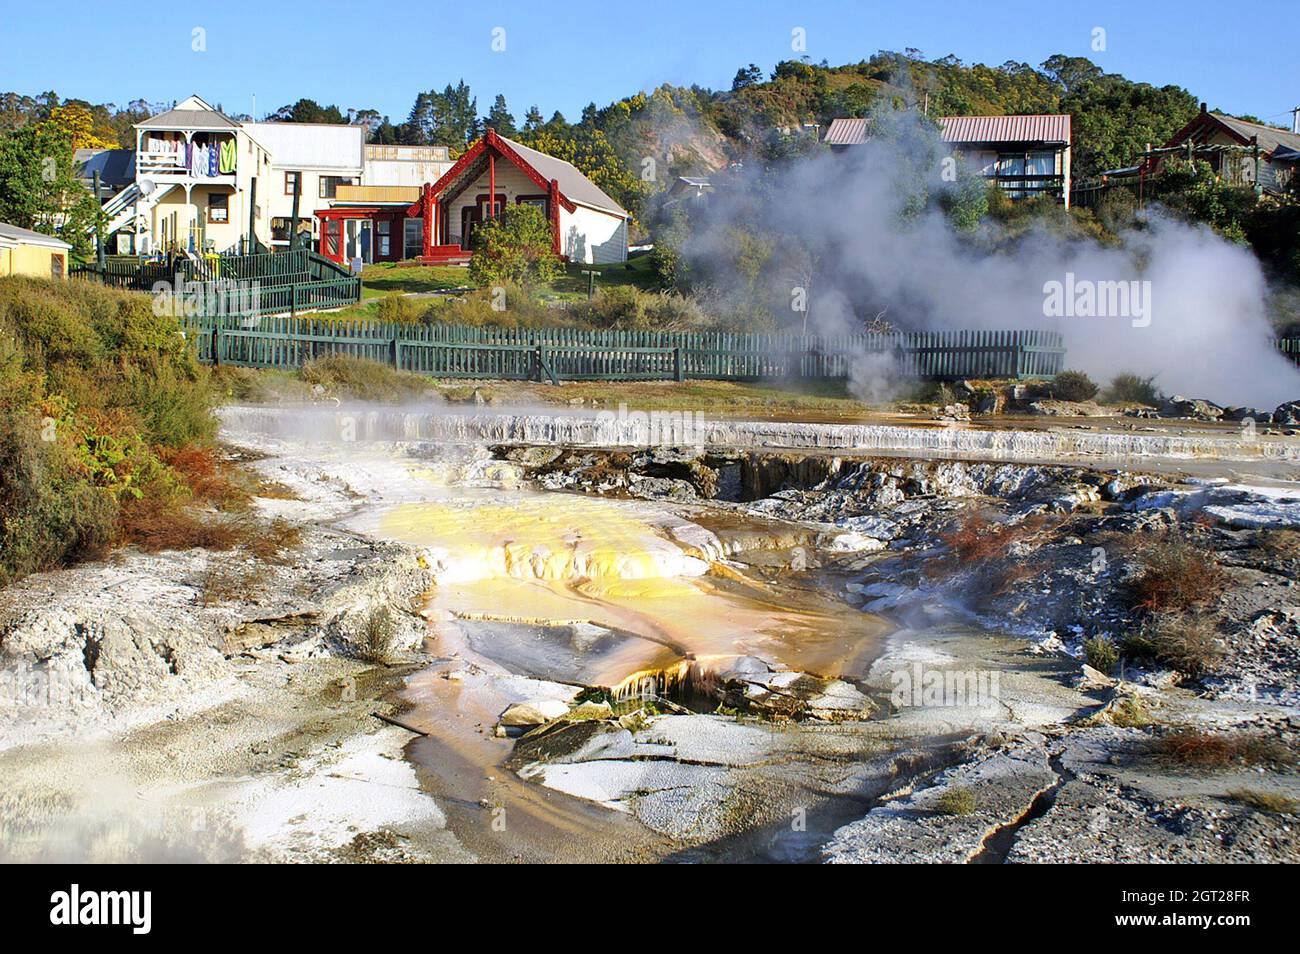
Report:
1211,114,1300,157
825,114,1071,146
497,134,627,216
0,221,72,249
824,117,870,145
75,148,136,187
938,114,1071,144
244,122,364,172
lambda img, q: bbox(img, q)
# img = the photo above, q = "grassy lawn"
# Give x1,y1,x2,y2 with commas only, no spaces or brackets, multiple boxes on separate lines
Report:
542,253,660,300
358,252,659,302
220,363,883,418
360,263,474,298
431,377,880,417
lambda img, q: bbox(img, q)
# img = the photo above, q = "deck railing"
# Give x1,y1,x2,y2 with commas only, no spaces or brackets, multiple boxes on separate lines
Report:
180,319,1066,382
70,249,361,316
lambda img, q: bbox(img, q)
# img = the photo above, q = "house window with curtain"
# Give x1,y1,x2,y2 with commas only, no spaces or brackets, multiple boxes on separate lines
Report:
376,220,391,258
996,154,1027,198
1025,152,1056,197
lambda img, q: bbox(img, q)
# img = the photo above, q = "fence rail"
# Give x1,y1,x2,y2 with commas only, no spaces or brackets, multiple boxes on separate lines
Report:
180,318,1066,382
1279,338,1300,366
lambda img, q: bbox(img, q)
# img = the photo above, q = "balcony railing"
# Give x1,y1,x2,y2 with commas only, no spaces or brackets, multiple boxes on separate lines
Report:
136,151,236,183
984,173,1066,199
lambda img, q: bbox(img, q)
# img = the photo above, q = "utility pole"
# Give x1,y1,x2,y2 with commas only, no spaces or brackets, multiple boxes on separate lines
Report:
1292,106,1300,135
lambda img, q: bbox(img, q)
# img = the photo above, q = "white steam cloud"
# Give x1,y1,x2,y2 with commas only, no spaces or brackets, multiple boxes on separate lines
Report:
676,107,1297,409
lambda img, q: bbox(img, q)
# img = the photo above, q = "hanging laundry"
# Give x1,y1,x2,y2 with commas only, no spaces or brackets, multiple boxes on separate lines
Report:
218,138,236,175
208,142,218,177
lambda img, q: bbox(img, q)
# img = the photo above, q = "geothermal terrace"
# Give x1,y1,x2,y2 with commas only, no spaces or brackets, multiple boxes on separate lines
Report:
2,403,1298,863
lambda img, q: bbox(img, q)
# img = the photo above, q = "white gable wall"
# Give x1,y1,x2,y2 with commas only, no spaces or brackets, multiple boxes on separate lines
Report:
559,203,628,264
444,164,546,246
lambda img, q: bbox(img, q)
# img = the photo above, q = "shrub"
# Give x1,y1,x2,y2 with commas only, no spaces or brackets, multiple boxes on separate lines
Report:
467,204,561,287
197,559,261,607
298,355,431,402
1107,695,1154,728
1122,612,1224,676
1104,372,1162,406
1084,635,1119,673
373,293,429,325
938,512,1057,569
1128,535,1226,613
934,787,977,815
432,284,571,328
1048,369,1099,402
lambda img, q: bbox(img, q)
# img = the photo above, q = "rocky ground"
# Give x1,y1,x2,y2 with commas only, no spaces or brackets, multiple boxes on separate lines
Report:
477,437,1300,862
2,408,1298,863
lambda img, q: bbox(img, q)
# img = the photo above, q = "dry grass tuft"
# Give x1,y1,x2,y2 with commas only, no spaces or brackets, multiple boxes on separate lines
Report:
1150,730,1291,770
934,787,977,816
1122,612,1224,676
1228,789,1299,814
197,559,262,607
1127,533,1226,613
355,606,400,664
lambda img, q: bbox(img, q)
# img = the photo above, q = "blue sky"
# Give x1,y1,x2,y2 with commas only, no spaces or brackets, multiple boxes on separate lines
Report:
2,0,1297,126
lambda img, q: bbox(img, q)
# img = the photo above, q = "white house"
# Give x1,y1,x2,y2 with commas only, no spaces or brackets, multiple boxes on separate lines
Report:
398,128,629,265
94,99,625,265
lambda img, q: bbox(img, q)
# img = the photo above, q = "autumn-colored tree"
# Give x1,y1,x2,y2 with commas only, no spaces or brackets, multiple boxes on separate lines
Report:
45,103,118,150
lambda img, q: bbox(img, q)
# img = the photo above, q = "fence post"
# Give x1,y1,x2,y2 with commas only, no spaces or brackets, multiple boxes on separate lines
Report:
211,320,221,367
674,346,684,381
390,337,399,368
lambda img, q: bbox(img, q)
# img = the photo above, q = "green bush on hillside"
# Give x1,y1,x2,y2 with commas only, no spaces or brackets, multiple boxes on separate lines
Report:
0,277,218,584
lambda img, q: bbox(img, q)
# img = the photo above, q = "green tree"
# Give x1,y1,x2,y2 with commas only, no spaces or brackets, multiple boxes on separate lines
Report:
467,203,561,287
0,119,100,260
273,98,346,124
485,94,516,137
519,127,643,215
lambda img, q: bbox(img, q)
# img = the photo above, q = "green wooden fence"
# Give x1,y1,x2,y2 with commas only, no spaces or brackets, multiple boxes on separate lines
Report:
181,317,1066,382
71,248,360,316
1279,339,1300,366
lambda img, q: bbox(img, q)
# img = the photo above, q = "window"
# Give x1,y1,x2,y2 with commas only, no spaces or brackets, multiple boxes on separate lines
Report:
208,193,229,223
376,219,391,258
318,176,356,199
50,253,65,279
517,195,549,215
403,217,423,259
285,171,301,196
